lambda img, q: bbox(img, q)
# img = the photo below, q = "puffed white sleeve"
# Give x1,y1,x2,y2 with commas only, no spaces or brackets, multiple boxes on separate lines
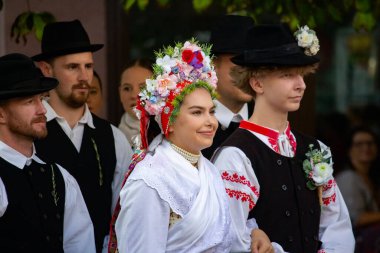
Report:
317,141,355,253
111,125,133,212
115,179,170,253
213,146,260,252
57,164,96,253
212,147,286,253
0,177,8,217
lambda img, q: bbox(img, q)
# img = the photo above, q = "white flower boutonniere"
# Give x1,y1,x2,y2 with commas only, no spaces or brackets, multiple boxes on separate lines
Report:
294,25,320,56
303,144,333,190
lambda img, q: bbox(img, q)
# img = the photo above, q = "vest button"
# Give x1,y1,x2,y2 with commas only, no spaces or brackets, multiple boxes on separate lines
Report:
56,213,61,219
285,210,291,217
282,184,287,191
40,167,45,172
297,185,302,190
288,236,293,242
304,236,309,242
43,214,48,220
59,236,63,242
46,235,50,241
28,171,33,176
310,209,315,215
277,159,282,165
38,193,43,199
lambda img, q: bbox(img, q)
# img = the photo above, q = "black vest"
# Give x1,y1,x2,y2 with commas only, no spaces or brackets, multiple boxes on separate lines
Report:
34,113,116,252
219,129,321,253
0,158,65,253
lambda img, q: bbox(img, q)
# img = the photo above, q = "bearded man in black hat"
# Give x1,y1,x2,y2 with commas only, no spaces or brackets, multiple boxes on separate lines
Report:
212,24,355,252
32,20,133,252
0,53,95,253
202,15,254,159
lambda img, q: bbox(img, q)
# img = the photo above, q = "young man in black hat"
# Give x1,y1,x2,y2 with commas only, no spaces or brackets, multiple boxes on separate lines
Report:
32,20,133,252
212,24,355,252
0,53,95,253
202,15,254,159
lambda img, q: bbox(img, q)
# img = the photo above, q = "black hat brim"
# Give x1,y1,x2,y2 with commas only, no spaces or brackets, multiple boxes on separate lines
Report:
0,76,58,100
32,44,103,61
232,52,319,67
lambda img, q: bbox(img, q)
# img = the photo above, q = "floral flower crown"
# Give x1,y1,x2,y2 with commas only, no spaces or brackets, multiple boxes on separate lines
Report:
135,39,218,148
294,25,320,56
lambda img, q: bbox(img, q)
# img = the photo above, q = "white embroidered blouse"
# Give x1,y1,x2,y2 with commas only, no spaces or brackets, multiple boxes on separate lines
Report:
115,137,235,252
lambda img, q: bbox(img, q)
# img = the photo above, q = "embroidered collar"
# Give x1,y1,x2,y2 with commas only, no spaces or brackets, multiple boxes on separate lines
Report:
239,120,296,154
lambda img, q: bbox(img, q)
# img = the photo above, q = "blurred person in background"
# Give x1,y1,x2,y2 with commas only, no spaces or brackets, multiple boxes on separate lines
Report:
202,15,254,159
118,58,153,149
336,125,380,252
87,70,103,116
336,126,380,226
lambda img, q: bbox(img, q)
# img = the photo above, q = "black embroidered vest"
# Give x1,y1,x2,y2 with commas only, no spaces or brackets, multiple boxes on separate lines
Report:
34,113,116,252
0,158,65,253
219,128,321,253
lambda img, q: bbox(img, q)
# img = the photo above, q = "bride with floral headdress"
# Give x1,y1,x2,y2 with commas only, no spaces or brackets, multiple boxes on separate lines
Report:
108,39,276,253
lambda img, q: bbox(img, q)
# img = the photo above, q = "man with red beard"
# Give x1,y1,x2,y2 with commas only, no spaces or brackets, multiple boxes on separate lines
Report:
32,20,133,253
0,53,95,253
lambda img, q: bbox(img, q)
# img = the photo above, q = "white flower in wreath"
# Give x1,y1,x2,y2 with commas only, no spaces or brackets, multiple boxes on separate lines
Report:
310,162,333,186
156,55,176,73
145,79,157,93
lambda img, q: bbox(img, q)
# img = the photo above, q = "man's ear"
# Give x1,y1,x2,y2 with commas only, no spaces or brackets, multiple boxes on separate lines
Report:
0,106,8,124
249,76,264,95
37,61,53,77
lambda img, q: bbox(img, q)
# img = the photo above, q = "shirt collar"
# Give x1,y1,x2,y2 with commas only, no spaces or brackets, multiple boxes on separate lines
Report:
43,98,95,129
239,120,297,154
214,100,249,128
0,141,46,169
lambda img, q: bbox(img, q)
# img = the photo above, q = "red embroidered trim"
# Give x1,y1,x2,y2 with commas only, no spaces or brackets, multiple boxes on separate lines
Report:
322,192,336,205
226,188,256,209
239,120,296,154
108,151,147,253
221,171,259,198
317,249,326,253
322,179,336,191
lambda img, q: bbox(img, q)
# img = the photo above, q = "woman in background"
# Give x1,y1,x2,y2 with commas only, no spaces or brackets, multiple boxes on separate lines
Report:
87,70,103,116
336,126,380,226
118,59,153,149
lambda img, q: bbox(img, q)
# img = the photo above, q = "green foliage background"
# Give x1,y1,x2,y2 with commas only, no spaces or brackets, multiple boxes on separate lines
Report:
1,0,379,44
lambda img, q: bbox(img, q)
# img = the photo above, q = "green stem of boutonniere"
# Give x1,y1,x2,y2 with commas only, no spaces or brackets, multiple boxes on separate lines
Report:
50,165,59,206
91,138,103,186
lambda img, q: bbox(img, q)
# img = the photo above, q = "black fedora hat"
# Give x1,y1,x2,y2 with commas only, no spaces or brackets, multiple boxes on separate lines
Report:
209,15,254,55
232,24,320,67
0,53,58,100
32,19,103,61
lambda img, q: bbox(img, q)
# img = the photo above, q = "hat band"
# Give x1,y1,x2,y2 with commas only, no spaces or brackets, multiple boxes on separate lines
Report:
43,40,93,52
244,43,302,60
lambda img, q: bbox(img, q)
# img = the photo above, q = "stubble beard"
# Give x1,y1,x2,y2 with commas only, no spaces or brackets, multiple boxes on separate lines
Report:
57,83,90,109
